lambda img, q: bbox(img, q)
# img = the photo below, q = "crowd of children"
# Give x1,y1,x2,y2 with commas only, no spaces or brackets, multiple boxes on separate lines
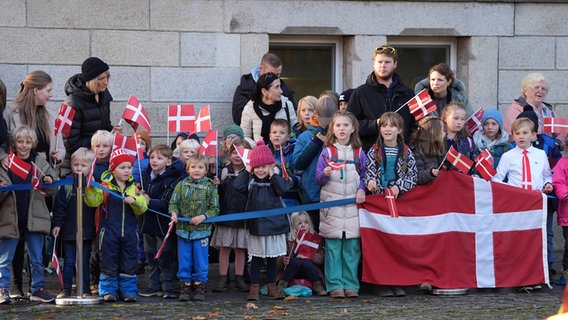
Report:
0,87,565,305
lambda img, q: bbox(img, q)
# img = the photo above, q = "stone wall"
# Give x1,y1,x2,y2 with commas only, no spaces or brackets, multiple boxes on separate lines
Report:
0,0,567,144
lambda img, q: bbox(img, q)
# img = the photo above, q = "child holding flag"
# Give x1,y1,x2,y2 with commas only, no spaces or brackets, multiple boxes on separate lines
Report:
138,144,180,299
85,149,147,302
211,138,250,293
276,211,326,296
411,116,445,185
169,154,219,302
472,109,511,168
442,102,478,173
268,119,301,207
233,140,290,301
316,110,367,299
0,126,57,303
364,112,417,297
51,148,97,298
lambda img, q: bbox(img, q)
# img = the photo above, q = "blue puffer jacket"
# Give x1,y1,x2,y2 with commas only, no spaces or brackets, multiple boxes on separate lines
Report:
139,164,180,236
292,125,326,203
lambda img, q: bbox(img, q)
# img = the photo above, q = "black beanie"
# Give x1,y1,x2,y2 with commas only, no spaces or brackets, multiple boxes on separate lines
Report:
81,57,109,82
516,105,539,132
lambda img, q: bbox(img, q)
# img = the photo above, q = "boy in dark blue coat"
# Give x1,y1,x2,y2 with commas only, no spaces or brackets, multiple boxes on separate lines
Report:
52,148,97,298
138,145,180,299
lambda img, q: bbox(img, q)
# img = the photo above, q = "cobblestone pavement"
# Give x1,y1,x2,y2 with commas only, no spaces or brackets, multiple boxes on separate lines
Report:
1,265,564,320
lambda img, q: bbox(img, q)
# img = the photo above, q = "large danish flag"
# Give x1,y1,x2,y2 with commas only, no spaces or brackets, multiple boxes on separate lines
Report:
122,95,151,132
360,170,547,288
168,104,195,133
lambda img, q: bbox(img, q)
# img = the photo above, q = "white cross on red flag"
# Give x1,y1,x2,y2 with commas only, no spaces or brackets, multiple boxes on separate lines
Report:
466,108,485,135
193,105,211,133
446,145,474,174
54,103,75,136
234,145,251,167
292,229,323,259
544,117,568,134
113,133,138,157
8,150,31,180
475,148,494,167
198,130,218,157
122,95,152,132
407,89,437,121
476,159,497,181
168,104,195,133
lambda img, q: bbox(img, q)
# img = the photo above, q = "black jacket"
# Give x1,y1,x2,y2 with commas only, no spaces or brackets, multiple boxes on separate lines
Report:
64,73,113,153
139,164,180,236
217,165,248,228
347,72,415,150
231,73,295,125
233,171,290,236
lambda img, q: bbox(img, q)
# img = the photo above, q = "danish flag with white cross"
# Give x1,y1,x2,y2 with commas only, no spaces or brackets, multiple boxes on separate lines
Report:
168,104,195,133
359,170,548,288
54,103,75,136
122,95,152,132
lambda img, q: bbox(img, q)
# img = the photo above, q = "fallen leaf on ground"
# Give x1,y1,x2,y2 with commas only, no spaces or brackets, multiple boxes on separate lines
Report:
284,296,298,301
245,302,258,309
273,305,288,310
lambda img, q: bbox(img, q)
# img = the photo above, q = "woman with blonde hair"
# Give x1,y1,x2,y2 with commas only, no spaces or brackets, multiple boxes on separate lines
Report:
1,70,65,168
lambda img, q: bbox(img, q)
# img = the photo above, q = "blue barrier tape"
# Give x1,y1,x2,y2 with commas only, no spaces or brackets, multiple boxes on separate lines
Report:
0,176,73,192
90,180,355,224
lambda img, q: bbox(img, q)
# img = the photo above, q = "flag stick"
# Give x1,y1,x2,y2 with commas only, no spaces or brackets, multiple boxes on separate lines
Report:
30,161,47,178
137,154,144,191
394,100,410,114
437,152,449,171
53,137,60,167
118,118,123,126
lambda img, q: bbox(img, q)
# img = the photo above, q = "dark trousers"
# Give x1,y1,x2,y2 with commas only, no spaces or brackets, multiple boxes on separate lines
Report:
281,257,320,282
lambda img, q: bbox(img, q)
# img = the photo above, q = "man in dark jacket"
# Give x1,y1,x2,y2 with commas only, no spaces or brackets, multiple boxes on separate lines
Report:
347,45,415,150
232,53,295,125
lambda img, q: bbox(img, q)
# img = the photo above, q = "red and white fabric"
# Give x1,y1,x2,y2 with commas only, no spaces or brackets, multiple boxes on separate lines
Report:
446,145,474,173
113,133,138,157
198,130,218,157
466,108,485,135
323,155,348,171
476,159,497,181
194,105,211,133
407,89,437,121
52,235,64,289
132,134,145,159
522,149,533,191
544,117,568,134
54,103,75,136
8,150,31,180
476,148,494,167
359,170,548,288
122,95,152,132
168,104,195,133
292,229,323,259
31,165,47,196
234,145,251,167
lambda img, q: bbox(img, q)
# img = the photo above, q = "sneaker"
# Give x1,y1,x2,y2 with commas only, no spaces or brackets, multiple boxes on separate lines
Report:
0,289,11,304
179,283,191,302
138,288,163,297
344,289,359,298
56,290,71,299
419,283,432,292
9,288,25,299
30,288,55,303
103,294,117,302
123,295,137,302
162,291,176,299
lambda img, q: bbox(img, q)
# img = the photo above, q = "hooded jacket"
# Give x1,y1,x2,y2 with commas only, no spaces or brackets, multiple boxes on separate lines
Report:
347,72,415,149
64,73,113,153
139,164,180,236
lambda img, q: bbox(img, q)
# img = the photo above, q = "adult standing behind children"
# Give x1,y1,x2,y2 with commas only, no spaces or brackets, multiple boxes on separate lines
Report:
503,73,557,142
414,63,474,117
347,45,415,149
240,72,298,145
64,57,121,154
232,53,295,126
1,70,65,168
0,80,7,148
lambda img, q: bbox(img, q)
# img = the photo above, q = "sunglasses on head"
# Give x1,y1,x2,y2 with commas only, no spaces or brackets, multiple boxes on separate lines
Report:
375,46,397,55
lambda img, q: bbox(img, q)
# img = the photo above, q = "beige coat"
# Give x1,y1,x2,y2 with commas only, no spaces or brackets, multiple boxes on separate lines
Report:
240,96,298,145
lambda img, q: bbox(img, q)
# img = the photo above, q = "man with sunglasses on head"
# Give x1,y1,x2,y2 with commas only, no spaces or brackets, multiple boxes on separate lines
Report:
347,45,415,150
232,52,296,126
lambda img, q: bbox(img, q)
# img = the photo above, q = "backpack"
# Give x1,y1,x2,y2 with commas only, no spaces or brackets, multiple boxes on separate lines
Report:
327,144,362,175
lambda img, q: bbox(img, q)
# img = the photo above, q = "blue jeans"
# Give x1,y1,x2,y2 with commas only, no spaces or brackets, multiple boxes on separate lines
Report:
63,240,92,293
24,231,46,293
177,237,209,283
0,238,19,290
